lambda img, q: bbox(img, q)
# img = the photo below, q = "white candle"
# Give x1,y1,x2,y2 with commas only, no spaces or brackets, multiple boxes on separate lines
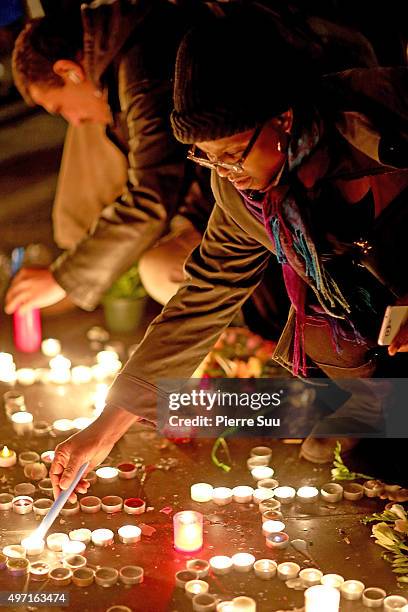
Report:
0,353,16,384
253,559,277,579
69,529,92,544
362,587,386,608
173,511,203,553
91,528,114,547
232,553,255,573
209,555,233,575
53,418,74,433
16,368,36,386
277,562,300,580
321,574,344,589
340,580,365,600
212,487,233,506
71,366,92,385
72,417,94,430
41,338,61,357
383,596,408,611
62,540,86,555
47,533,69,552
96,466,119,483
20,536,45,556
0,445,16,467
305,585,340,611
300,568,323,587
262,520,286,536
49,355,71,370
232,596,257,611
11,411,33,434
232,486,254,503
2,544,26,558
253,488,275,504
216,603,235,612
296,486,319,504
274,486,296,504
251,466,274,481
191,483,213,502
118,525,142,544
321,483,343,503
185,579,209,599
265,532,289,550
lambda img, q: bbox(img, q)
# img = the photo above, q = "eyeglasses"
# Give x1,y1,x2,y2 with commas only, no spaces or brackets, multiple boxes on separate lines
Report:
187,124,263,174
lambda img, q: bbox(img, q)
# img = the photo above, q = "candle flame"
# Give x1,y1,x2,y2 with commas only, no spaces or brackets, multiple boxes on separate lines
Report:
1,445,11,457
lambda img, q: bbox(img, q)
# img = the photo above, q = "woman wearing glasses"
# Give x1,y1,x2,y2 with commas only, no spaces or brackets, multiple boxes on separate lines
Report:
49,9,408,499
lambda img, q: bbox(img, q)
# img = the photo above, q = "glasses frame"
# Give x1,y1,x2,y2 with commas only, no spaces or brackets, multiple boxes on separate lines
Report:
187,124,263,174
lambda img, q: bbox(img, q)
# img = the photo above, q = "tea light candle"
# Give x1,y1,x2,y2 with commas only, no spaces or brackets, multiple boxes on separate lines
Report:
117,462,137,479
30,561,50,581
274,486,296,504
14,482,36,496
40,450,55,465
80,496,102,513
173,511,203,553
72,567,94,587
305,585,340,611
0,493,13,510
258,478,279,490
32,498,52,517
209,555,233,575
38,478,53,495
262,520,286,536
259,498,281,513
49,354,71,370
300,568,323,587
119,565,144,585
362,587,387,608
193,594,218,612
96,466,119,483
321,574,345,589
343,483,364,501
20,535,45,556
73,417,93,430
232,596,257,612
383,595,408,610
363,480,385,498
91,528,114,547
63,554,87,570
11,411,33,434
320,482,343,503
62,539,86,555
16,368,36,386
33,421,52,436
12,495,33,514
19,450,40,466
297,486,319,504
277,562,300,580
7,558,29,576
53,418,74,433
185,579,209,599
262,510,283,522
0,446,16,467
253,488,275,504
118,525,142,544
61,500,80,516
250,446,272,460
232,553,256,573
175,570,200,588
23,462,47,481
216,602,235,612
49,567,72,586
247,456,270,469
251,466,274,481
101,495,123,513
3,545,26,558
232,486,254,503
124,497,146,515
95,566,119,587
253,559,277,580
186,559,210,578
191,483,214,502
212,487,233,506
47,532,69,552
71,366,93,385
4,390,24,409
266,532,290,550
69,529,92,544
41,338,61,357
340,580,365,600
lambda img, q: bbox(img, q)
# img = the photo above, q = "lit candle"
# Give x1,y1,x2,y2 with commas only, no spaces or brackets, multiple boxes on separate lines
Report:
232,596,257,611
46,532,69,552
101,495,123,514
52,418,74,434
119,565,144,585
362,587,386,608
185,579,209,599
321,483,343,503
253,559,277,580
118,525,142,544
0,445,16,467
30,561,50,581
18,451,40,466
296,486,319,504
69,529,92,544
11,411,33,435
96,351,121,377
94,566,119,587
12,495,33,514
0,493,13,510
253,488,275,504
300,568,323,587
340,580,365,600
0,354,16,384
232,553,255,573
49,354,71,370
265,532,289,550
117,462,137,480
49,355,71,384
20,535,45,556
363,480,385,498
80,495,101,514
274,486,296,504
41,338,61,357
321,574,344,589
216,602,235,612
96,466,119,483
71,366,92,385
91,528,114,547
305,585,340,612
186,559,210,578
232,486,254,503
209,556,233,576
212,487,233,506
124,497,146,515
173,511,203,553
251,466,274,481
277,562,300,580
262,520,286,536
383,595,408,611
343,483,364,501
191,483,214,502
2,544,26,558
16,368,36,386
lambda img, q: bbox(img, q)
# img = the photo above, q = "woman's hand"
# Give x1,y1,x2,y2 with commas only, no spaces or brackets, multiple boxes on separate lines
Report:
50,405,139,501
5,268,67,313
388,296,408,356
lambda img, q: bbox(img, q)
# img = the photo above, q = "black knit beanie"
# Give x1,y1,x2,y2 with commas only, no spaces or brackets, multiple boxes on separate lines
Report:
171,9,314,144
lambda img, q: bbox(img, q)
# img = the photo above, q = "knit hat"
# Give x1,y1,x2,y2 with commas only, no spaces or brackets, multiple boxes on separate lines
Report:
171,9,315,144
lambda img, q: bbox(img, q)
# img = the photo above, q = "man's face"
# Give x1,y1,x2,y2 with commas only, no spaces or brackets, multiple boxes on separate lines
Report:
29,79,111,126
197,116,290,192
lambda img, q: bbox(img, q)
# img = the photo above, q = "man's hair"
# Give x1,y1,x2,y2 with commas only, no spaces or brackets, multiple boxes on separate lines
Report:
12,15,83,104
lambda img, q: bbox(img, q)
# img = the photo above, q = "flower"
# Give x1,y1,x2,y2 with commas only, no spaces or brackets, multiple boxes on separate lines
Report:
372,523,401,551
390,505,408,521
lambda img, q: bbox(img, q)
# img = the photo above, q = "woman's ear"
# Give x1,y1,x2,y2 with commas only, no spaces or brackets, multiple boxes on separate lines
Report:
52,59,86,84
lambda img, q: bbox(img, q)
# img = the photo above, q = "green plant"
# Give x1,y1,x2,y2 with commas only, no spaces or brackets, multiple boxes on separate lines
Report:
331,441,375,481
103,264,146,300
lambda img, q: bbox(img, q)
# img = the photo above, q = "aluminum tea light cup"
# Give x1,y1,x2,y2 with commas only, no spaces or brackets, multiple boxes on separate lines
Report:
250,446,272,461
212,487,233,506
363,480,385,498
102,494,123,513
321,574,345,589
253,559,277,579
62,540,87,555
383,595,408,610
253,488,275,504
0,553,6,570
91,528,114,547
277,562,300,580
343,483,364,501
117,462,137,480
69,528,92,544
64,554,87,570
265,532,290,550
119,565,144,585
258,478,279,490
274,486,296,504
124,497,146,515
80,495,102,513
362,587,387,608
60,500,80,516
72,567,95,587
175,570,200,588
12,495,33,514
30,561,50,581
186,559,210,578
21,535,45,556
33,421,52,437
191,483,214,502
232,553,256,573
95,566,119,587
320,483,343,503
262,509,283,522
33,497,53,516
3,544,26,559
192,594,218,612
232,486,254,503
49,567,72,586
296,486,319,505
14,483,36,497
38,478,53,496
185,579,210,599
7,558,29,576
340,580,365,600
233,597,257,611
118,525,142,544
0,493,13,510
209,555,233,575
96,466,119,484
299,568,323,587
251,466,274,481
47,532,69,552
262,520,286,536
247,456,270,470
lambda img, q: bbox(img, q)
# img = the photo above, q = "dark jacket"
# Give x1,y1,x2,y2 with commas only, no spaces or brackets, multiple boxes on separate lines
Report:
51,0,211,310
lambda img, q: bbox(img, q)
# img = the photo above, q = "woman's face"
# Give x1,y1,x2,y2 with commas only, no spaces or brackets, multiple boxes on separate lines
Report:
197,111,292,191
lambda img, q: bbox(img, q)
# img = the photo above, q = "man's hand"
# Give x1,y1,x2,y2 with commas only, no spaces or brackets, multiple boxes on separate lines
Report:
50,405,139,502
5,268,67,314
388,296,408,356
